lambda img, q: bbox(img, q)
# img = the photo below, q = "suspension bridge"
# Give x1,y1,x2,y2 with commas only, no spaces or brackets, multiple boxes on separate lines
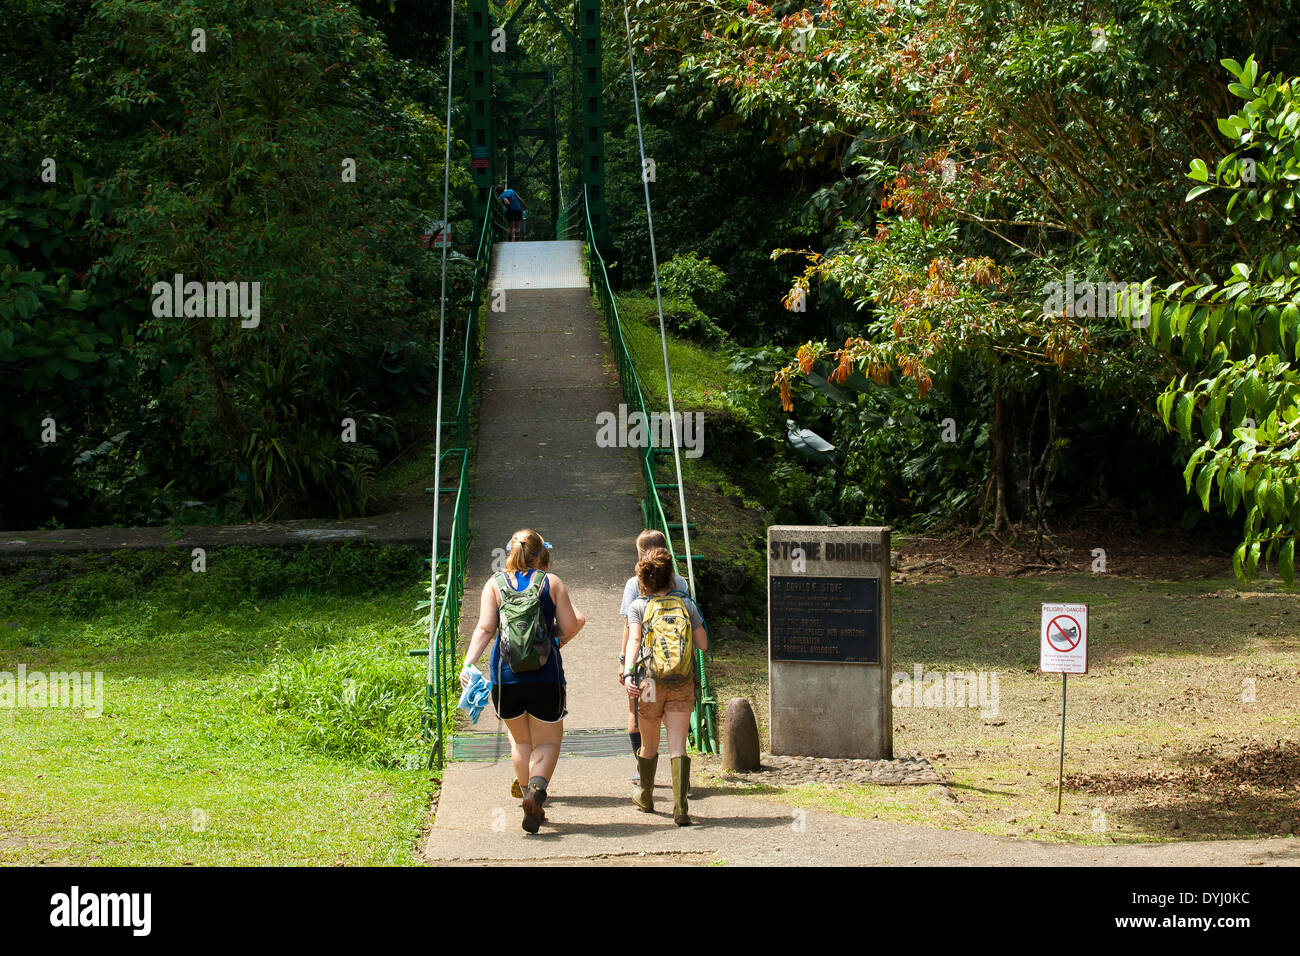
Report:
411,0,721,855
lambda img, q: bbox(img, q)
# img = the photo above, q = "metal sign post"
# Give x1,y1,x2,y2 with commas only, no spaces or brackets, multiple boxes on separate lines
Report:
1057,673,1067,814
1040,602,1088,815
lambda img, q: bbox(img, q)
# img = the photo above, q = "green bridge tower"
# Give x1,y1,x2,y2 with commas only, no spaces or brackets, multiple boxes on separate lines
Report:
467,0,608,247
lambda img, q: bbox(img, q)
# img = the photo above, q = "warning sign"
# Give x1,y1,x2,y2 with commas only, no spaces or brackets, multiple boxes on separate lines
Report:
1040,603,1088,674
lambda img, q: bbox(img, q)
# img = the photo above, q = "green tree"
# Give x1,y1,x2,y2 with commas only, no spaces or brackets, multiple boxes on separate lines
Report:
633,0,1299,532
1,0,468,525
1152,57,1300,582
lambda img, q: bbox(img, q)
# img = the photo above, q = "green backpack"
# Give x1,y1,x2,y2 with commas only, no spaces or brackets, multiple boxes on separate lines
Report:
495,571,552,673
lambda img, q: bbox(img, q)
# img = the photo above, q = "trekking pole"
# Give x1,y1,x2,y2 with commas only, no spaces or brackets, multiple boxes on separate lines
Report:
630,649,644,733
627,646,648,739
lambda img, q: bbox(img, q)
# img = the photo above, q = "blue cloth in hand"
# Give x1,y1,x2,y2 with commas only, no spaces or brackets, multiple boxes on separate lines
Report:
457,667,492,724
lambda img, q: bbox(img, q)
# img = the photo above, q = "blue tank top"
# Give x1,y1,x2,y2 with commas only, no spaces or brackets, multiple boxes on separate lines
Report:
501,188,522,213
490,570,564,685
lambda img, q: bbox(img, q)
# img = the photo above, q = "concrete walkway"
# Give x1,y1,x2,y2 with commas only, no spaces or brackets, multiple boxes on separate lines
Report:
426,239,668,858
427,753,1300,865
459,239,635,734
486,239,588,290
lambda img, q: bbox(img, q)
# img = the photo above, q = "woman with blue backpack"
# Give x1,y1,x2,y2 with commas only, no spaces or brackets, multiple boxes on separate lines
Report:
622,547,708,826
460,529,585,833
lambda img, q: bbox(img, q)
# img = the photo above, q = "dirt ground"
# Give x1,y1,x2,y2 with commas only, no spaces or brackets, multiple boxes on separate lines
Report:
892,521,1237,583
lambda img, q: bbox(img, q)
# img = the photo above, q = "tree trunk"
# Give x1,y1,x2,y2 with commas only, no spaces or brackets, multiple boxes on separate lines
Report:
194,328,246,467
991,380,1012,533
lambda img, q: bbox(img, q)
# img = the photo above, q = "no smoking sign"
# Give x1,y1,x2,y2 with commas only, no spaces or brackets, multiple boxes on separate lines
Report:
1040,603,1088,673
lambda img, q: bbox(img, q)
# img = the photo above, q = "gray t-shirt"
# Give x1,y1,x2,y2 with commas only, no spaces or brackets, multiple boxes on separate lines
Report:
620,573,689,619
626,591,703,632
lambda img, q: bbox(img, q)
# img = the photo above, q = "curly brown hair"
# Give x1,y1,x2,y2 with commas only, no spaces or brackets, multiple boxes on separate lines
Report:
636,546,674,595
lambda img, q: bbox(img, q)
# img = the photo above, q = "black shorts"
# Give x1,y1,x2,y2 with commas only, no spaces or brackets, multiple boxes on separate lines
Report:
491,682,566,722
506,210,523,222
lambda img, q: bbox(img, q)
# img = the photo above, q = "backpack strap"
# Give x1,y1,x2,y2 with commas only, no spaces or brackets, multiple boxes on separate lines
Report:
496,569,545,595
666,589,702,621
524,570,548,596
502,569,547,590
491,571,509,643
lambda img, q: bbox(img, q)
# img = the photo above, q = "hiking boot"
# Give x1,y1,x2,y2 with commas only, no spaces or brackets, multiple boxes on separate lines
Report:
510,777,523,798
521,779,547,834
633,754,658,813
671,756,692,826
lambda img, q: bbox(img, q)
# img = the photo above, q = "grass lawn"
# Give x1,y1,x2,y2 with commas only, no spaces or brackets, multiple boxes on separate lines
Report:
703,572,1300,845
0,546,437,865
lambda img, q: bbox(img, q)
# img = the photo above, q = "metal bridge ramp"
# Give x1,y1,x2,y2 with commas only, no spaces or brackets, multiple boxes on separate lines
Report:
488,240,587,290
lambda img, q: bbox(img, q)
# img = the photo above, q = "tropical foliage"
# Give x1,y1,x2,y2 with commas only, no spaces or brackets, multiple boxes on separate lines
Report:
2,0,467,526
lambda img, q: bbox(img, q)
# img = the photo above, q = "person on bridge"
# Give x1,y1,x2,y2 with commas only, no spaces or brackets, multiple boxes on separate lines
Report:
494,183,528,242
618,530,688,782
623,547,708,826
461,529,585,833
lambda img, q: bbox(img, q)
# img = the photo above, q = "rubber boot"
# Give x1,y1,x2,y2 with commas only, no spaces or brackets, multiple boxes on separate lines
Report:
633,754,658,812
671,756,692,826
629,732,642,784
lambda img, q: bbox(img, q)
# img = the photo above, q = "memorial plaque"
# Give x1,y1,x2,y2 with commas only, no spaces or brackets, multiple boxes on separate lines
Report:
768,526,892,759
770,576,879,663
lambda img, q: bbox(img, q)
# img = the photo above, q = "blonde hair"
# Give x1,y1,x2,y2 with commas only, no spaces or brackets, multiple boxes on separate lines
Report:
506,529,546,573
636,529,668,556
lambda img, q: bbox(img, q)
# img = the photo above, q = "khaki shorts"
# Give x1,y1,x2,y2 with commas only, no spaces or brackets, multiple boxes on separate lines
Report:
636,678,694,720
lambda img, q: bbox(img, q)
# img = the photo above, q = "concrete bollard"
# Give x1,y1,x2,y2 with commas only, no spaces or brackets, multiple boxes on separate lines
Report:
723,697,762,772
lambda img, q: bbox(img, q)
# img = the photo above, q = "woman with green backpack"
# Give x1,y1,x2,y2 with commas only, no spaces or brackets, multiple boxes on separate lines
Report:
622,547,708,825
460,529,586,833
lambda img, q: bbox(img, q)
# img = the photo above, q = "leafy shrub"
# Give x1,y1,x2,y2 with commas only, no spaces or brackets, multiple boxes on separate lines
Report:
661,297,728,343
659,252,727,303
244,637,424,770
203,545,424,600
657,253,733,337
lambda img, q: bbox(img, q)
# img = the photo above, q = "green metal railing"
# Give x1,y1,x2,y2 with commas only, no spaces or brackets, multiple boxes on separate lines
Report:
555,188,584,241
581,189,718,755
410,199,498,768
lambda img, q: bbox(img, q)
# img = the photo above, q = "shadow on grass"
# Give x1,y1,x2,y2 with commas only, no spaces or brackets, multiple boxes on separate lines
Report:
945,781,1019,797
1064,739,1300,840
